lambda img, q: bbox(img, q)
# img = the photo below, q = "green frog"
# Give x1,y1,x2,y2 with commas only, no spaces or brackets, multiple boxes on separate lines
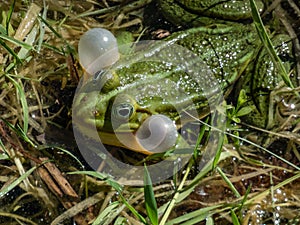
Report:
72,0,295,155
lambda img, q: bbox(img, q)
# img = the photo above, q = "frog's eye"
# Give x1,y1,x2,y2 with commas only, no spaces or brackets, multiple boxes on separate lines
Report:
78,28,119,76
111,94,136,121
113,103,134,121
136,115,178,153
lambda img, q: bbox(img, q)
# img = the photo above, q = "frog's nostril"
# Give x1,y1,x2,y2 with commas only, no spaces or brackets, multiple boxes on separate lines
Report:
136,114,178,153
78,28,120,76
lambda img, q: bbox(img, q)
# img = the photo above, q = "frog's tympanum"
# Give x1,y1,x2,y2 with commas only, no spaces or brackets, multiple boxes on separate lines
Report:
72,0,296,155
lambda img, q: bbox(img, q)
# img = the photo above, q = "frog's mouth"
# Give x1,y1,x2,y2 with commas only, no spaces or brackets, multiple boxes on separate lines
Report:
99,114,178,155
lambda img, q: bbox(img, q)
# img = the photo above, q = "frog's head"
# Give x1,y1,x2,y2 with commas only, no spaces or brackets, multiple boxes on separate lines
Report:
75,28,181,155
72,69,179,155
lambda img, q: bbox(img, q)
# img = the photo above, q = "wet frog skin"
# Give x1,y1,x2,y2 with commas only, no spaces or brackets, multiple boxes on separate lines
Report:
158,0,264,26
73,1,295,154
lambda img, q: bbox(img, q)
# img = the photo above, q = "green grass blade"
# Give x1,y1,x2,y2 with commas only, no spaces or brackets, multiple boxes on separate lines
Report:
68,170,123,193
0,24,6,34
0,153,9,160
0,138,10,159
0,39,21,64
17,25,37,60
37,4,47,53
212,132,224,170
92,202,119,225
39,145,84,168
0,166,36,198
6,74,29,134
0,33,32,49
206,216,214,225
119,194,148,224
193,117,209,158
231,210,240,225
2,112,29,146
238,183,252,212
6,0,15,33
0,119,35,147
114,217,127,225
38,16,62,39
144,165,158,225
250,0,294,89
165,205,221,225
216,167,241,198
42,42,65,55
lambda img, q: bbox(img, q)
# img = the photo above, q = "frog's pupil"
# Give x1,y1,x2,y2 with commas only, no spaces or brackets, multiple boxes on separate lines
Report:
118,108,130,117
114,103,133,120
